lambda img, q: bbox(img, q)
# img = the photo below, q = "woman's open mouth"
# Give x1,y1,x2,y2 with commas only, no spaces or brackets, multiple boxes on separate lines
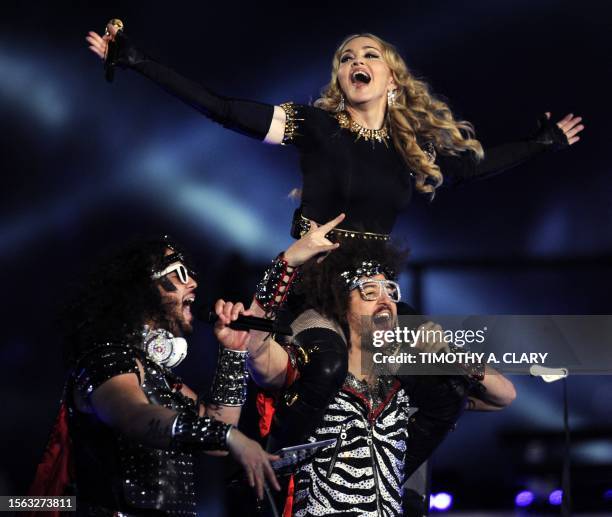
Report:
351,70,371,85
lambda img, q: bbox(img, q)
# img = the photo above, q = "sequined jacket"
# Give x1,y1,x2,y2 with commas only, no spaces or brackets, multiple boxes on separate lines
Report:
272,310,467,517
293,373,414,517
67,344,202,516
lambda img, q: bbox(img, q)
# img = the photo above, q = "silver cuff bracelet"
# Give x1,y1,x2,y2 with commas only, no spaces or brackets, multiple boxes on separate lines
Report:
210,345,249,406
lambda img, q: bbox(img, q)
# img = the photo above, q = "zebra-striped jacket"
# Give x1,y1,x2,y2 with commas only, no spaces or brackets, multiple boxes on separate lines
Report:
292,372,417,516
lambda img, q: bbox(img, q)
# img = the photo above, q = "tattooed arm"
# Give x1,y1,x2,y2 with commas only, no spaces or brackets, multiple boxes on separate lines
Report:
204,402,241,424
86,366,238,451
87,367,178,449
84,362,279,496
466,366,516,411
175,384,240,427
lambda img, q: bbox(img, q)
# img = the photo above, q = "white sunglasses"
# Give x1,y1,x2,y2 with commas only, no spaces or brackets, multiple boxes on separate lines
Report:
353,279,401,303
151,263,191,284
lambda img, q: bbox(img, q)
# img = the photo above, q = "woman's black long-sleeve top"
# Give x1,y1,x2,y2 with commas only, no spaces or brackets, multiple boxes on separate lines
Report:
110,33,567,236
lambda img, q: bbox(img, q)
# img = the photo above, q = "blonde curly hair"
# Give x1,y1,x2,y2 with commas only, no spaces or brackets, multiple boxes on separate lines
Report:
314,33,484,196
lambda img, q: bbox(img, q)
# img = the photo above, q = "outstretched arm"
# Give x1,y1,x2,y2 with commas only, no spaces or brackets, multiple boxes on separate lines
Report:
86,23,288,144
440,113,584,186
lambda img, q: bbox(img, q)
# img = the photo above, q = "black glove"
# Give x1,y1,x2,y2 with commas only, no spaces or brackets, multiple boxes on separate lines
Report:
106,30,147,69
531,114,569,151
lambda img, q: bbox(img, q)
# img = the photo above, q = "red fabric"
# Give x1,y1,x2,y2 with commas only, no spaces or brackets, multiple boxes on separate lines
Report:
256,391,276,438
256,356,301,514
256,352,302,438
344,379,401,424
282,475,295,517
26,401,73,517
371,379,401,423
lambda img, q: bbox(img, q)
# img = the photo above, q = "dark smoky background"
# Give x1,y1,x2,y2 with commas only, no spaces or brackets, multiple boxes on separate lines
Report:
1,1,611,513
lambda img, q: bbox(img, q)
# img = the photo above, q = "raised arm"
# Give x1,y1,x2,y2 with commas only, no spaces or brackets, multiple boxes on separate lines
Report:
407,322,516,411
466,366,516,411
204,298,252,426
246,213,345,389
86,23,288,144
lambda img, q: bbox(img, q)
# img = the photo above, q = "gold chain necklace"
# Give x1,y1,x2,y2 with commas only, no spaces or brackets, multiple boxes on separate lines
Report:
336,111,390,146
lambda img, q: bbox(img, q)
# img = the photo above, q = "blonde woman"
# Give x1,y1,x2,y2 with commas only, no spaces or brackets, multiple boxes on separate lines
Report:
87,25,583,241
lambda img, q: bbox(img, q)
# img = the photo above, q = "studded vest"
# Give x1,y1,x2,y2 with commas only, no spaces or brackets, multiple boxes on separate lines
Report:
68,344,199,516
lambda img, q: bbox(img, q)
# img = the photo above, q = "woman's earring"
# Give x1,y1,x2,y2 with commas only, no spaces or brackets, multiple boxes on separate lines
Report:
336,94,345,112
387,89,397,108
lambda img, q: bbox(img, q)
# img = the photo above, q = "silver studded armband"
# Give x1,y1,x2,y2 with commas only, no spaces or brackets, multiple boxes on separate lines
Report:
210,345,249,406
171,411,232,451
255,253,299,317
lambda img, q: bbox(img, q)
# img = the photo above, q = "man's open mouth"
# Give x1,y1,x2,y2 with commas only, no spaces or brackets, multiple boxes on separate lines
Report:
373,307,392,325
182,295,195,316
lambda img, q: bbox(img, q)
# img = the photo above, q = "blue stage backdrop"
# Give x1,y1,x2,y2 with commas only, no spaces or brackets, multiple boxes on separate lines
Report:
1,1,611,514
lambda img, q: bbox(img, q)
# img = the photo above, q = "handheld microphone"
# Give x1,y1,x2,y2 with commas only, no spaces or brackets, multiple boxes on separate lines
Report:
105,40,118,82
198,306,293,336
104,19,125,83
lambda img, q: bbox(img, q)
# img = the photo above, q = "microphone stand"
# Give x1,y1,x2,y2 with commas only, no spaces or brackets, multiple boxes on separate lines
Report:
561,377,571,517
530,366,571,516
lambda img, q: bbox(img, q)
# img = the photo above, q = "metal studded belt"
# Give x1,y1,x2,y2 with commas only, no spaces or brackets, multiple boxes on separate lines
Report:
292,212,390,241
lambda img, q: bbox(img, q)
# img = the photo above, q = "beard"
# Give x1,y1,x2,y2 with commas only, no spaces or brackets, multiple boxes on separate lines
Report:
161,299,193,337
351,313,398,379
353,311,397,353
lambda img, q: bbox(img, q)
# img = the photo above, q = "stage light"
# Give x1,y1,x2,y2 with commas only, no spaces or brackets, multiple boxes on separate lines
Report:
430,492,453,511
548,489,563,505
603,489,612,501
515,490,535,507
